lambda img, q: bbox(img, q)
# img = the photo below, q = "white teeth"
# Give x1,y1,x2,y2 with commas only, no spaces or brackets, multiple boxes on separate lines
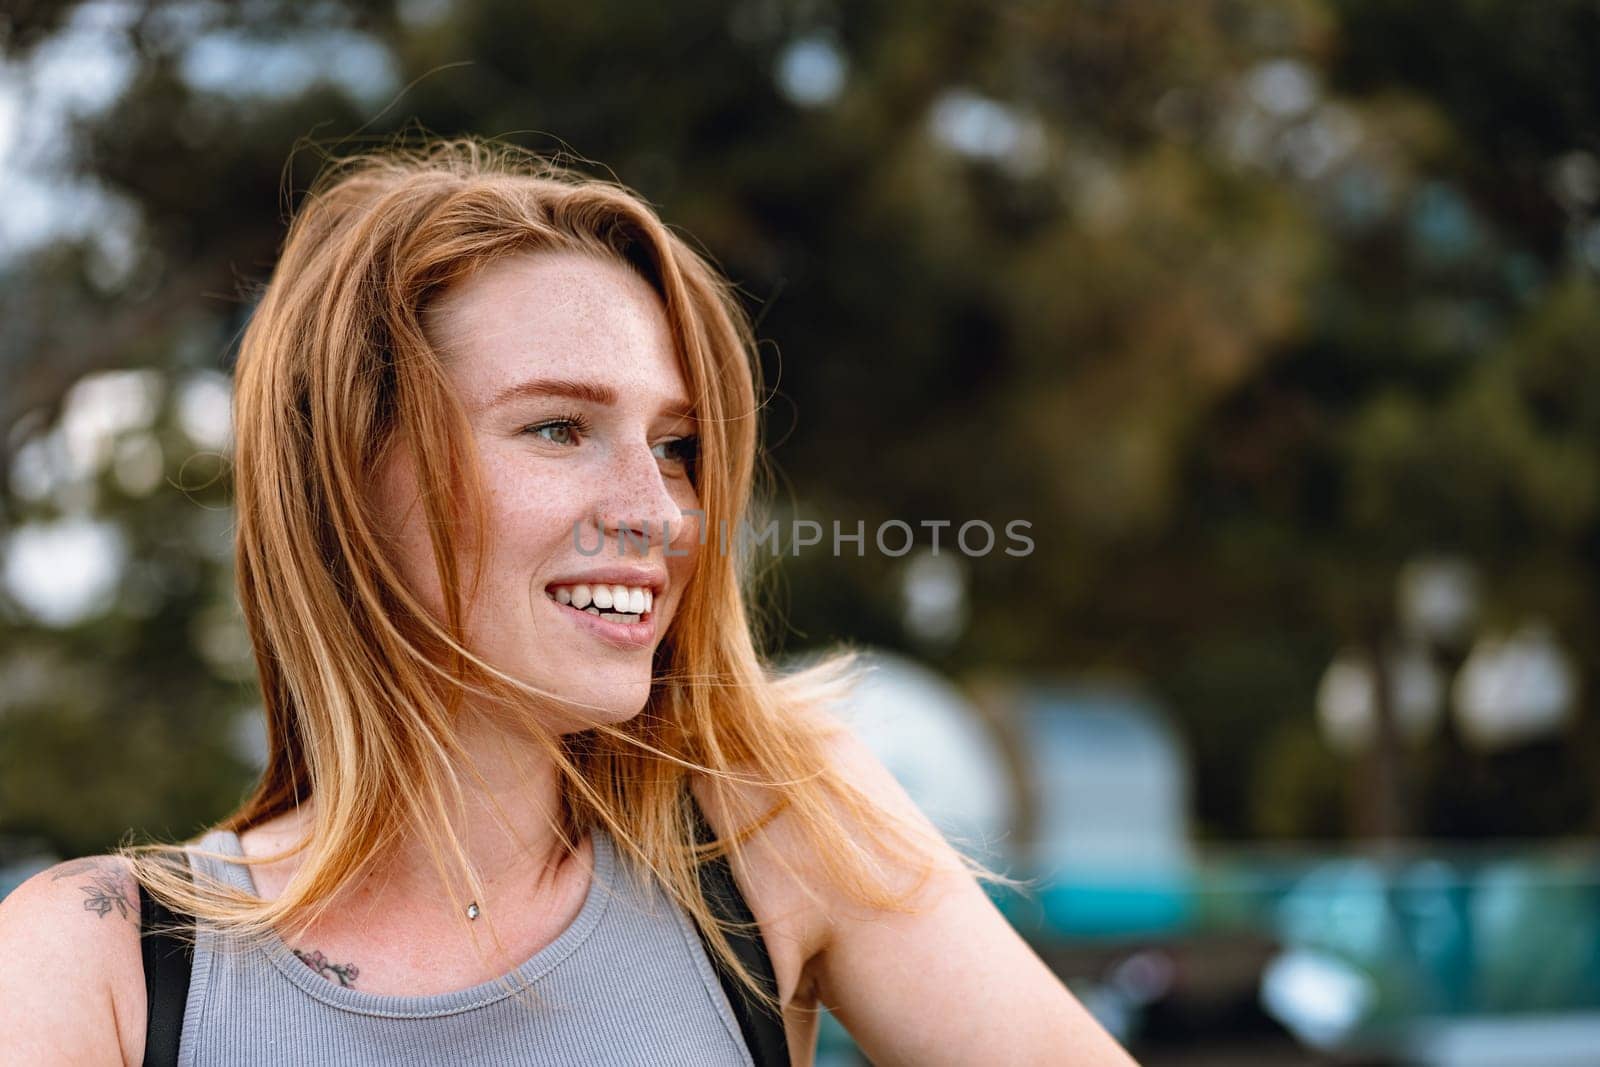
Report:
598,611,641,623
584,606,599,615
547,581,654,615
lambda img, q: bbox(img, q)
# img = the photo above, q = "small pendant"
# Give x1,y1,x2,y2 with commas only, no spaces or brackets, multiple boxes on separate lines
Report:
466,901,480,920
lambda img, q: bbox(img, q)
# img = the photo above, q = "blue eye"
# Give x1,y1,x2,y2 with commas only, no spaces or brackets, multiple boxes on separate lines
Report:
523,413,590,446
653,435,699,468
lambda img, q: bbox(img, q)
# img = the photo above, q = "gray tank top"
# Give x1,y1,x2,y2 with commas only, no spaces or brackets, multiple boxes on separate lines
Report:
175,825,757,1066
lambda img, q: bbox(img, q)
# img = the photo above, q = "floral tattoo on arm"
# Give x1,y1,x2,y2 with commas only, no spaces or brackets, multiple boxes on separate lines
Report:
50,858,139,923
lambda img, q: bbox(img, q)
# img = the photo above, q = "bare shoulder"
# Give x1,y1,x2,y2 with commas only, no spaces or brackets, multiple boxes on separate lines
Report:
748,712,1139,1065
0,854,149,1065
698,703,1139,1064
688,701,952,982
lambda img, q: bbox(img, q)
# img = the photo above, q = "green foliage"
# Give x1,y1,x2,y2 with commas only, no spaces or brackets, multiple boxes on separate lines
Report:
4,0,1599,850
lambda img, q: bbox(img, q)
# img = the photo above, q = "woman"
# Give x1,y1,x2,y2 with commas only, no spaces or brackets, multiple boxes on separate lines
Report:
0,137,1137,1066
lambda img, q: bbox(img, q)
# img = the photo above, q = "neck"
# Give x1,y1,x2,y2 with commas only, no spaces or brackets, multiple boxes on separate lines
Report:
250,714,583,922
393,714,583,906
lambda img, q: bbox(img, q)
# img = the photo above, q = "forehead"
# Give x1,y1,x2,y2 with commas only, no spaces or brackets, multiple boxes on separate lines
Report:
423,249,686,410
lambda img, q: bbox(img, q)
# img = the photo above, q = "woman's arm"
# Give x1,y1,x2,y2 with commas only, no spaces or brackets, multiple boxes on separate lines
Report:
804,717,1141,1067
0,855,147,1065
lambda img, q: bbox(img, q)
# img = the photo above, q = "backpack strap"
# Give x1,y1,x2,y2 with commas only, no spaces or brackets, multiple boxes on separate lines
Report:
137,859,196,1067
687,789,792,1067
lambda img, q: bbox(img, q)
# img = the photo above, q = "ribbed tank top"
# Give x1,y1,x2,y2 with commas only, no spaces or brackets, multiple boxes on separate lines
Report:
175,826,757,1066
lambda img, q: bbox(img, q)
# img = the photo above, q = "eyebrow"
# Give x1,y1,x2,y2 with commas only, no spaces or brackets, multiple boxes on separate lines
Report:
482,377,695,418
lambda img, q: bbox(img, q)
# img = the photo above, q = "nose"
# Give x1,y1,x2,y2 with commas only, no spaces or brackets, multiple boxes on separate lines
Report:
591,438,697,558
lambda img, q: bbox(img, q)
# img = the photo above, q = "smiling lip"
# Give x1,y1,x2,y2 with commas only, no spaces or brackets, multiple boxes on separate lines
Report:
543,565,668,597
548,596,658,650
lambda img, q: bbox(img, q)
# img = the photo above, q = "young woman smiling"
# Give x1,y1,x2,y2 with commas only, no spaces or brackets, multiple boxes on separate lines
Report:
0,137,1137,1067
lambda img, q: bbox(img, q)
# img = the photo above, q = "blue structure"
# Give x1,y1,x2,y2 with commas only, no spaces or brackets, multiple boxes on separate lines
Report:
1002,682,1196,939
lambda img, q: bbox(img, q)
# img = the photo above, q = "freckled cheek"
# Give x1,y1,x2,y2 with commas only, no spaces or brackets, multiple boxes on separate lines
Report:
480,482,591,566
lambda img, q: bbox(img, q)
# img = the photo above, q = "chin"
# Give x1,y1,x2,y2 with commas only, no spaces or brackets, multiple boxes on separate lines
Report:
535,678,651,735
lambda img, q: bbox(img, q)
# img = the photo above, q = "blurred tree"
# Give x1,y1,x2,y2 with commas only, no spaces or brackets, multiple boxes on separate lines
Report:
3,0,1599,855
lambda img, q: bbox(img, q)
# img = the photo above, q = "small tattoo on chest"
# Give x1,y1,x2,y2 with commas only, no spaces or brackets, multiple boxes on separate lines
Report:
293,948,361,987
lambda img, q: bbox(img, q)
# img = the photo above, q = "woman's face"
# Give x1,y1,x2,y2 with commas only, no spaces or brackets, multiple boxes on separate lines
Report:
372,248,702,732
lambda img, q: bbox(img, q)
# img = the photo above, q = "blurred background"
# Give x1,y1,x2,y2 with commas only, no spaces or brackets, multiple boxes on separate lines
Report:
3,1,1600,1063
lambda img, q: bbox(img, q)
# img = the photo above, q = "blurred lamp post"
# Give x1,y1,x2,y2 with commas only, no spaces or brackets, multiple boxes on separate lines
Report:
1317,554,1579,839
1316,555,1480,840
1316,638,1442,840
1316,643,1444,752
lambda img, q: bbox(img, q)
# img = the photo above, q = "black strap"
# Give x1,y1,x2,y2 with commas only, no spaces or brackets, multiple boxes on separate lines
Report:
137,804,790,1067
138,867,196,1067
687,790,792,1067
